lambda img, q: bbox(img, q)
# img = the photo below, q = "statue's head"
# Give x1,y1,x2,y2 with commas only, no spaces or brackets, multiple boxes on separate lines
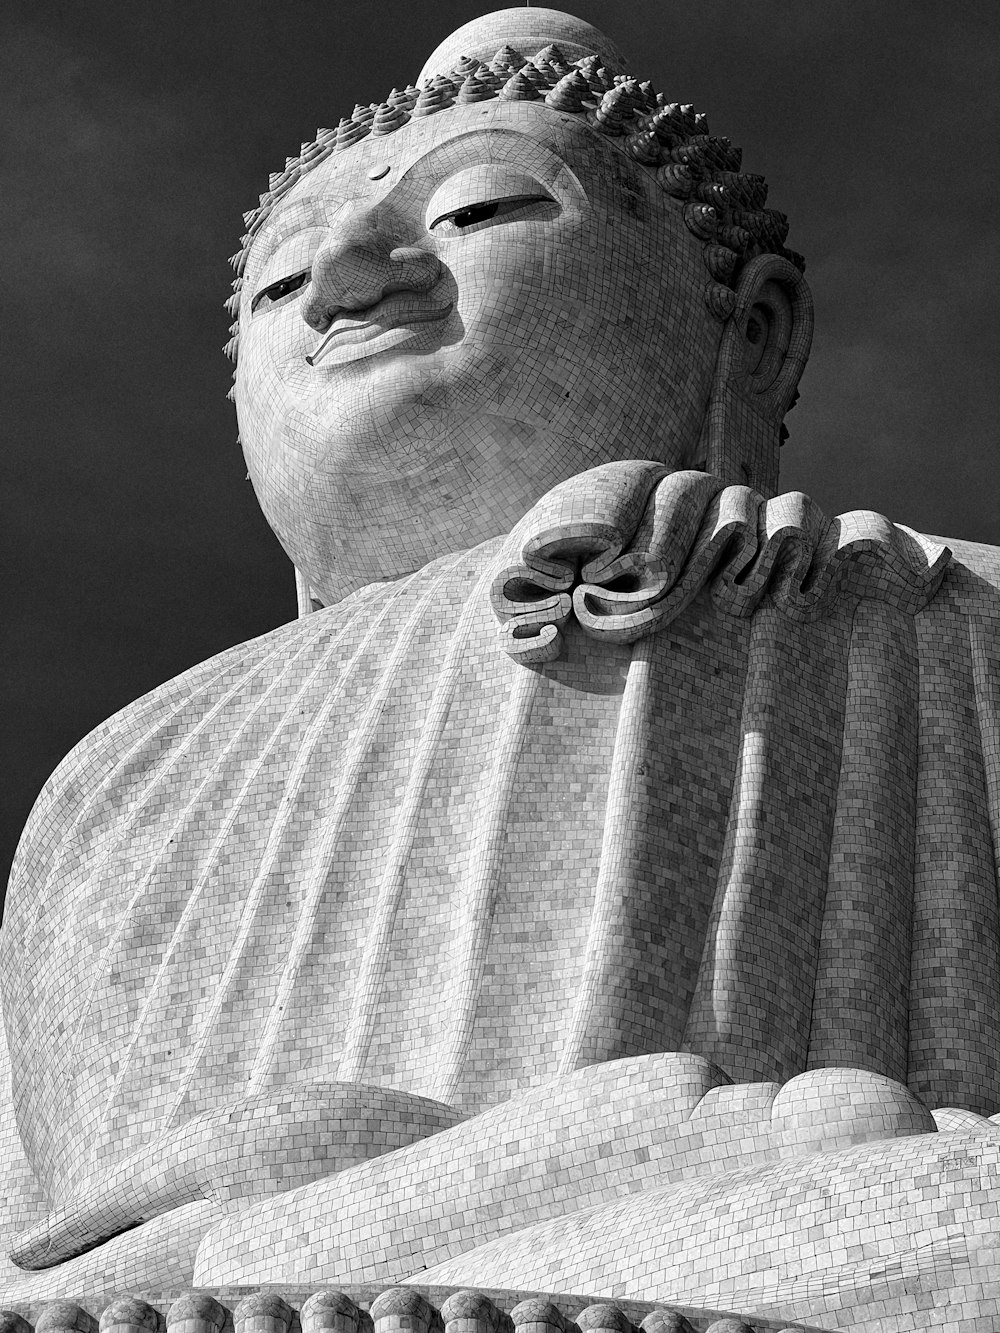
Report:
227,8,813,608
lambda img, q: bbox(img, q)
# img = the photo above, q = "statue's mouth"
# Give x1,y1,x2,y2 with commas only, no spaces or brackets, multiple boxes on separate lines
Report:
306,294,455,367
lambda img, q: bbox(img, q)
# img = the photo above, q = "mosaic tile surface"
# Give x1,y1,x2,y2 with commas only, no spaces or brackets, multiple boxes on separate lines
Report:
3,8,1000,1333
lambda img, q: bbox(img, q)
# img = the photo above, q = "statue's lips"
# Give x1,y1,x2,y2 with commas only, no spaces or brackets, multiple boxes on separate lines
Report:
306,294,455,367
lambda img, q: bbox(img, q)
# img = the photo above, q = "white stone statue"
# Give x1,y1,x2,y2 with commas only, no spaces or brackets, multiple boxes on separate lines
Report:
5,10,1000,1331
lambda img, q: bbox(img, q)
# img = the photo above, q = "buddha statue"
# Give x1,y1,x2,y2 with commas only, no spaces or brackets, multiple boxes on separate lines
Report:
5,9,1000,1329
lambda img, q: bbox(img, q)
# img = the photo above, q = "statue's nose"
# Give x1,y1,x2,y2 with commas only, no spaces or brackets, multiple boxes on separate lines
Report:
302,209,442,332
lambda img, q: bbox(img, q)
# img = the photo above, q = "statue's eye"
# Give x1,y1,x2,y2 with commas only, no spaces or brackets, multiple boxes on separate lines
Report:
251,270,310,313
449,202,500,228
429,194,555,234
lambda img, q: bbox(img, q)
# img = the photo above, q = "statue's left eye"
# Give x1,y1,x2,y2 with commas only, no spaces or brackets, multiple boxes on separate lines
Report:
251,270,310,312
429,195,555,233
449,202,500,228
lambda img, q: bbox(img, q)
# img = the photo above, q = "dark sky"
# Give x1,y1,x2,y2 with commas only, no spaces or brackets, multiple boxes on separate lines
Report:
3,0,999,885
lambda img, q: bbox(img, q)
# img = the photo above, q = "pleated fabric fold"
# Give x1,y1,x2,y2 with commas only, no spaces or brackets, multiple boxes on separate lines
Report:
683,604,853,1082
807,602,918,1081
908,590,1000,1113
5,491,1000,1244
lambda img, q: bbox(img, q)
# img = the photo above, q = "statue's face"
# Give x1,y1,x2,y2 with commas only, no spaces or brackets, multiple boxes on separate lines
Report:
237,101,724,604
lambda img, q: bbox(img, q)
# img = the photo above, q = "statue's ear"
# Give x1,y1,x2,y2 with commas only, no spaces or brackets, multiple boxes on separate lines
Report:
701,253,813,497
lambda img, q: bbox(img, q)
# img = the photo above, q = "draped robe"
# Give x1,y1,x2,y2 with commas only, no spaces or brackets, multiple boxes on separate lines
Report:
5,461,1000,1257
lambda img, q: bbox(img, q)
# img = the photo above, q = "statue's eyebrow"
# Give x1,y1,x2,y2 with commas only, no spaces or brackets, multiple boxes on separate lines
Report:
394,127,542,186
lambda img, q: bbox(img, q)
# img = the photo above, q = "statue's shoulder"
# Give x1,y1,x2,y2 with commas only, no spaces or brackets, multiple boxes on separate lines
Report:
918,531,1000,614
931,533,1000,584
5,541,501,917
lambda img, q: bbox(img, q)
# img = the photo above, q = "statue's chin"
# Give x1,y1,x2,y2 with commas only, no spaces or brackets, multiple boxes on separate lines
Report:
250,396,698,606
277,340,516,481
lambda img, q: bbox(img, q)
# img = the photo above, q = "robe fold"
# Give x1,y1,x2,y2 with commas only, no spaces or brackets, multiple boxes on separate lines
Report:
5,461,1000,1230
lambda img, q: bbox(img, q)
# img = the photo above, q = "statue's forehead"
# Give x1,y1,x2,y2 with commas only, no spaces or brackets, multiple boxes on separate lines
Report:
346,107,589,191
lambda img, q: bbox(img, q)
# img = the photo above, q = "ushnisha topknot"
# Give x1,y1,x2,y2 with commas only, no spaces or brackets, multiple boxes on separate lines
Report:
223,43,804,376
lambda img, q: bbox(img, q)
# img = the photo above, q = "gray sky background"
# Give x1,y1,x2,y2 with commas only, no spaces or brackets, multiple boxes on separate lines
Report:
3,0,999,883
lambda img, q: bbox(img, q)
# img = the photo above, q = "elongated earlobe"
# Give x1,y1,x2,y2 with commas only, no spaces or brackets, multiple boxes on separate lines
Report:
700,253,813,496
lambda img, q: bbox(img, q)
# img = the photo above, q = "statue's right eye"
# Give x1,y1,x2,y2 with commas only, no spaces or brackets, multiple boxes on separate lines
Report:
251,270,310,313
